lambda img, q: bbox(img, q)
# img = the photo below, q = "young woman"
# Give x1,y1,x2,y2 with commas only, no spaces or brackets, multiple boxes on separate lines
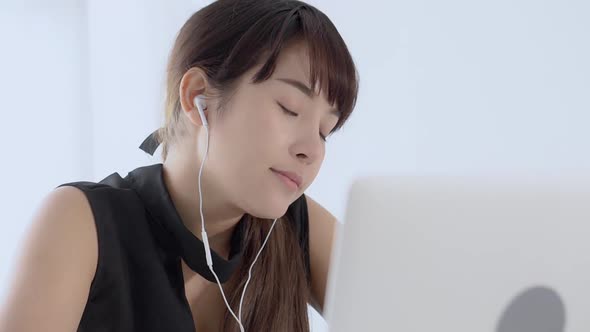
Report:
0,0,359,331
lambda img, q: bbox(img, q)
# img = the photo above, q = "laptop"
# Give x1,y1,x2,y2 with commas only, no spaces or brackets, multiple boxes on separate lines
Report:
324,175,590,332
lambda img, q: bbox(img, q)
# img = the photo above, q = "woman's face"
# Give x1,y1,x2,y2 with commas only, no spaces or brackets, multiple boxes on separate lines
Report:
203,41,340,218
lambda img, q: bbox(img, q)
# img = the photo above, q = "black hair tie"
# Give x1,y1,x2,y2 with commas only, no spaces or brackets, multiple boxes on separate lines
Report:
139,129,161,156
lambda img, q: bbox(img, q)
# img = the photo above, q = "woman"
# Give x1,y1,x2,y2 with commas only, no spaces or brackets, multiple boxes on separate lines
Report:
0,0,359,331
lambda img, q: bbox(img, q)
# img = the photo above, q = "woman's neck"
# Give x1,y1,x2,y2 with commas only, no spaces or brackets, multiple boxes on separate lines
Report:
162,146,245,258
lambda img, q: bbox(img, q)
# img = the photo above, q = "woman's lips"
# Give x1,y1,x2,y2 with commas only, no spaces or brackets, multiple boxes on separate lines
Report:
270,168,301,190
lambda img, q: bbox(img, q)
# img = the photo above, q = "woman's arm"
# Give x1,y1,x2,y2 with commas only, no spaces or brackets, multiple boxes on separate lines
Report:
0,186,98,332
305,195,338,316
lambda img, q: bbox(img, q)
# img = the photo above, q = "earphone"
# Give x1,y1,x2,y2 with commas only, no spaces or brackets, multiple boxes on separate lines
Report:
193,95,280,332
194,95,208,129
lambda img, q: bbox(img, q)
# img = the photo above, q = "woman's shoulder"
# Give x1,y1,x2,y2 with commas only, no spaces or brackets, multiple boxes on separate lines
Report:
55,171,133,195
55,172,142,215
0,186,98,331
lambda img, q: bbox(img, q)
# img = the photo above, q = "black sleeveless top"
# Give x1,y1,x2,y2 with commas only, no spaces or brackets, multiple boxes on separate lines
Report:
56,162,311,331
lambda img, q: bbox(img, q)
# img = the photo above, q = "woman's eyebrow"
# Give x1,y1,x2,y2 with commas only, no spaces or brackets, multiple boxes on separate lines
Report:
275,77,341,117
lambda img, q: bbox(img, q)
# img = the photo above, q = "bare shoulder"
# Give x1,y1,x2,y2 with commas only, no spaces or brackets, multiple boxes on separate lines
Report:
304,194,338,316
25,186,98,263
0,185,98,331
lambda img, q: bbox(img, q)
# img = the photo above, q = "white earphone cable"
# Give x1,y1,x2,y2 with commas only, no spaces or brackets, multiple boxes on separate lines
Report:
197,104,279,332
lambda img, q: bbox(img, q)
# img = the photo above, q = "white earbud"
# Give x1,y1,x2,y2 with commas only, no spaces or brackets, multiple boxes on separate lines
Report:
193,95,208,128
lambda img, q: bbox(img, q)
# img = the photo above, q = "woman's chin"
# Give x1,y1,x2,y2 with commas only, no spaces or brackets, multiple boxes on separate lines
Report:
245,186,296,219
248,202,289,220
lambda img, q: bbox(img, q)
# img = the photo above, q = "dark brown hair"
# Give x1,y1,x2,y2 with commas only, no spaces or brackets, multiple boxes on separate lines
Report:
157,0,359,330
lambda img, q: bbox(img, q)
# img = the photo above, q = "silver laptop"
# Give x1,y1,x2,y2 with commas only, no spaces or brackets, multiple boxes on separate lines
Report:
324,175,590,332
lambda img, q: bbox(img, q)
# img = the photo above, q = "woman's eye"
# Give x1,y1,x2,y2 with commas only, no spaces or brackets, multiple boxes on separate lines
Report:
278,102,298,116
278,101,328,142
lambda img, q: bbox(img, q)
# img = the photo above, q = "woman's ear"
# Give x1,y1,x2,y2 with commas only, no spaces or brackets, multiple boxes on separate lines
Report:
179,67,209,127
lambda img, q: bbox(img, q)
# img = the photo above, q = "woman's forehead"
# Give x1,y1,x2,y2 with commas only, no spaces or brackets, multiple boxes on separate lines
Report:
273,42,312,81
242,41,331,102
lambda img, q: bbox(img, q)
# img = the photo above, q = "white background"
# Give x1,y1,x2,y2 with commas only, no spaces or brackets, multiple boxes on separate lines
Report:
1,0,588,331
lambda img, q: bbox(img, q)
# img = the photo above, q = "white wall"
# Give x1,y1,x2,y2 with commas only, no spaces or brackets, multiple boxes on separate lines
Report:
1,0,589,331
307,0,590,221
0,0,89,306
86,0,200,179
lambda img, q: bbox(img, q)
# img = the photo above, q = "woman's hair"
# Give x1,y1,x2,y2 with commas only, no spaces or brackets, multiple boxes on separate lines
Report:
157,0,359,330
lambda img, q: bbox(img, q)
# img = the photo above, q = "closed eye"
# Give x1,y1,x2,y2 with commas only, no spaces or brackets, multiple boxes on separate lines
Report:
277,101,329,142
278,102,298,116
